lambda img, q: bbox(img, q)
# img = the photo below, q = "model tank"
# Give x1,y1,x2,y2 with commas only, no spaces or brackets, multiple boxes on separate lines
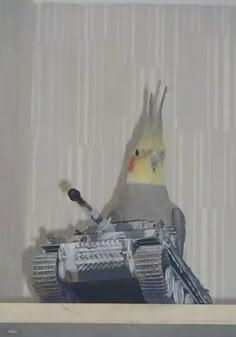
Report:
30,187,212,304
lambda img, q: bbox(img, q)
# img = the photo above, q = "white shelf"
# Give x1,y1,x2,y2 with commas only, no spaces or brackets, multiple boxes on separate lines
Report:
1,304,236,337
0,303,235,324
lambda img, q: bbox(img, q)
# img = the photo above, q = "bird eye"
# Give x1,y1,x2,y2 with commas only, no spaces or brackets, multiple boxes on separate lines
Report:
135,149,139,157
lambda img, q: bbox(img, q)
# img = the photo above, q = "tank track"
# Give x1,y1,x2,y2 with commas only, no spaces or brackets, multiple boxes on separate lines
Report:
134,244,211,304
134,245,172,303
31,252,65,302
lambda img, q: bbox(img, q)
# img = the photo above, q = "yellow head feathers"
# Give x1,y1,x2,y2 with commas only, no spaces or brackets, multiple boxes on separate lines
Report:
127,82,167,185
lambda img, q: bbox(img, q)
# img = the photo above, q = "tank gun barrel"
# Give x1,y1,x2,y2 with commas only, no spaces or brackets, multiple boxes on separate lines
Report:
67,188,114,233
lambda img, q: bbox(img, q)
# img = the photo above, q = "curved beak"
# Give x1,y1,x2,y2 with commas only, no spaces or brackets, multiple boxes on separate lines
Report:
149,151,160,172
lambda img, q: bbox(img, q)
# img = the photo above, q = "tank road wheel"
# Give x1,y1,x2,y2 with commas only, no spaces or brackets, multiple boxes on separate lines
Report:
184,293,194,304
173,280,184,304
134,245,171,303
164,266,175,297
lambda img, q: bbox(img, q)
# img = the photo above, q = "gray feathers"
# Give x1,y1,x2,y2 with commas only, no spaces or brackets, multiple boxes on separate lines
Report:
109,184,174,224
110,184,186,257
172,207,186,258
108,82,186,258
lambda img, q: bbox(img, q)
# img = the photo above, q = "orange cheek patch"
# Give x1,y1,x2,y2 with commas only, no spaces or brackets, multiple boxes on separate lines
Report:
128,155,135,172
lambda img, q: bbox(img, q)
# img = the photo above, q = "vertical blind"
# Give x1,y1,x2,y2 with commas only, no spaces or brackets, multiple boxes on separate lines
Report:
0,0,235,303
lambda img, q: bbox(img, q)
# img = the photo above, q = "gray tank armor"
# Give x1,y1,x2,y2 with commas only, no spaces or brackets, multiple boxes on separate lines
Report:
30,188,212,304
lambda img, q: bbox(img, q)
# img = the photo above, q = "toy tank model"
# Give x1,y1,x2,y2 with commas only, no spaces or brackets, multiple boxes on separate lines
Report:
31,187,212,304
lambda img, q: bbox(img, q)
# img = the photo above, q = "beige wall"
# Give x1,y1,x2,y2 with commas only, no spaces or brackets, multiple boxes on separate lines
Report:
0,0,35,300
0,0,235,303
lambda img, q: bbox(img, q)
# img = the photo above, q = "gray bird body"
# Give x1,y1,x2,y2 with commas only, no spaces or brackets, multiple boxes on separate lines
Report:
109,183,186,257
109,83,186,257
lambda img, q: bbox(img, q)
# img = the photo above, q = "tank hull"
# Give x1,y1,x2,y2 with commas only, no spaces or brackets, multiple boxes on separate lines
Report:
31,221,212,304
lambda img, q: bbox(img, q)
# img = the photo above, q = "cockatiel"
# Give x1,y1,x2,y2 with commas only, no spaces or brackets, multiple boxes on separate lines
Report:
109,82,186,257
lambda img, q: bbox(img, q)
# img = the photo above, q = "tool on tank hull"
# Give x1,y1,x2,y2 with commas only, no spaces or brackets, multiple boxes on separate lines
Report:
31,188,212,304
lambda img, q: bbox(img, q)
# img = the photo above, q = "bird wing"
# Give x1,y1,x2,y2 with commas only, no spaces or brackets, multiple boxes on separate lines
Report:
171,207,186,258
